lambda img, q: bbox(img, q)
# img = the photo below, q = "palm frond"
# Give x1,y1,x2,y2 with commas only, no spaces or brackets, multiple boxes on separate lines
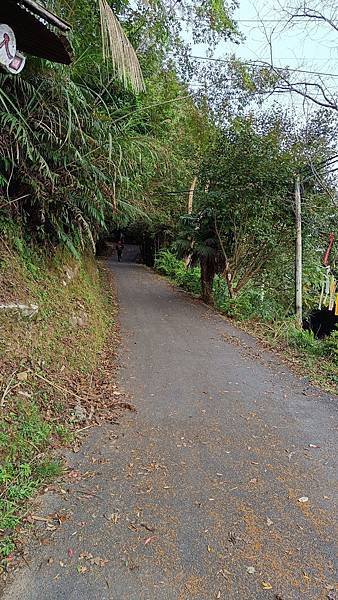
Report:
98,0,145,94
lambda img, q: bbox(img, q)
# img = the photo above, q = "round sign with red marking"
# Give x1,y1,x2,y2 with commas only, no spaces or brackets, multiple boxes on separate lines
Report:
0,24,16,66
0,24,26,74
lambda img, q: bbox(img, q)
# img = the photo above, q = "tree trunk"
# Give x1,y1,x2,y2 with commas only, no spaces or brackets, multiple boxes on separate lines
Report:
222,265,235,299
200,256,216,304
187,176,197,214
213,214,235,299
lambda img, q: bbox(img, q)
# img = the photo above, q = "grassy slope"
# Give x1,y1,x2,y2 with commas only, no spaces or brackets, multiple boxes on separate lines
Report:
0,243,117,561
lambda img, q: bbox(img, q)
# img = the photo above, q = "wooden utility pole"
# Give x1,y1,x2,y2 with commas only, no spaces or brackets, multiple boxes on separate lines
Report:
184,177,197,266
295,175,303,328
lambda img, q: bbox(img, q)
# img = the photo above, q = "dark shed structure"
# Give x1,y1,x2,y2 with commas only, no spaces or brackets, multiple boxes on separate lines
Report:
0,0,72,65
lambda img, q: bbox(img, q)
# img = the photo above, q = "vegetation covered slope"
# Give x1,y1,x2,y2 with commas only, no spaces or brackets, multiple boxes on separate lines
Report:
0,231,121,560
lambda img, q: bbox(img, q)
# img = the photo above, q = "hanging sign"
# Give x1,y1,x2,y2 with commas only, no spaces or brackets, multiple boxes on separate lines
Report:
0,24,26,74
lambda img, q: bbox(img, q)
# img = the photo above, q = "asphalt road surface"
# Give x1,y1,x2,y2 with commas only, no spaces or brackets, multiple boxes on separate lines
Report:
3,261,337,600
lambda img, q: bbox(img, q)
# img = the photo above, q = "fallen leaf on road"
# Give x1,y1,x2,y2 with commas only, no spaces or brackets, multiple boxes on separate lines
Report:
68,470,82,480
109,513,120,524
17,371,29,382
144,536,156,546
17,390,32,398
218,568,232,578
298,497,309,503
79,552,93,560
56,513,68,524
90,557,109,567
228,532,241,544
261,581,273,590
27,514,51,523
67,548,74,558
77,565,88,574
140,522,155,532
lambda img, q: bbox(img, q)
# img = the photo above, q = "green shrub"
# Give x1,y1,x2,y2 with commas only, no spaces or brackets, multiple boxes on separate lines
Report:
214,278,285,322
155,249,182,278
155,250,201,294
156,251,286,320
285,325,326,356
322,330,338,361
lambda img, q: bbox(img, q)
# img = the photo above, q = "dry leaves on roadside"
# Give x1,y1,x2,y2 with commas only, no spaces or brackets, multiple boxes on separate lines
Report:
77,565,88,574
108,512,120,524
17,371,29,382
144,536,156,546
79,552,93,560
90,556,109,567
78,552,108,567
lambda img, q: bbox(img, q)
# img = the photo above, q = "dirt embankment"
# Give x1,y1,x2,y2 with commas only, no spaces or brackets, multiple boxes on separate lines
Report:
0,245,126,569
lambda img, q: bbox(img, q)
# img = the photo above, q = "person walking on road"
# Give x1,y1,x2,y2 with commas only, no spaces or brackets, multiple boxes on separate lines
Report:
116,240,123,262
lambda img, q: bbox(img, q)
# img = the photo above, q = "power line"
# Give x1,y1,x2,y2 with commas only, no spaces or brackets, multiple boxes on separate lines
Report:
187,55,338,79
235,19,338,23
238,57,338,61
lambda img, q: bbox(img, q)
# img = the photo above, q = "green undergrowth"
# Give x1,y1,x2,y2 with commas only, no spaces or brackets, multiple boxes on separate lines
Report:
155,250,337,393
0,227,116,560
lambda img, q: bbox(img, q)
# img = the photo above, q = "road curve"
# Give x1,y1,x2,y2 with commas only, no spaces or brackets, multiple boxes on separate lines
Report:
2,261,337,600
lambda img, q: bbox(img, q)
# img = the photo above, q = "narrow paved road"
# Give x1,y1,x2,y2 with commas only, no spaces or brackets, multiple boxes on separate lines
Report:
3,262,337,600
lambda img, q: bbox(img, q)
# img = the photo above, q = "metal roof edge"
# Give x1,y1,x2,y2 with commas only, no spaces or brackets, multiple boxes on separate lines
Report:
19,0,71,32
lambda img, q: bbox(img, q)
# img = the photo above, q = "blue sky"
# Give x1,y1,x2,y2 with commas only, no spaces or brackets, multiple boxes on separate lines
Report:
228,0,337,67
190,0,338,115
